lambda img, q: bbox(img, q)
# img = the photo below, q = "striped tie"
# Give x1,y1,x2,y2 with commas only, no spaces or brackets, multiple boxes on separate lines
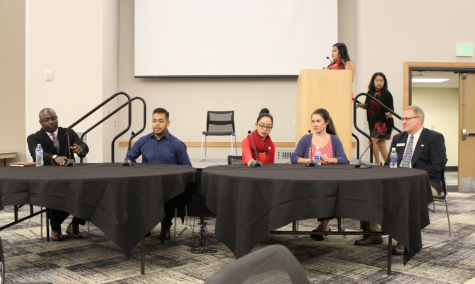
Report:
51,133,60,154
401,135,414,168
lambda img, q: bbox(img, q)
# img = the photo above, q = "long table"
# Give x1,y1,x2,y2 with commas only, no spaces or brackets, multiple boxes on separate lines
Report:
0,163,197,259
201,164,432,265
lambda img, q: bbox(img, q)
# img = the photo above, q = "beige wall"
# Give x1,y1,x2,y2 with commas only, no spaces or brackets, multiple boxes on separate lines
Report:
27,0,119,162
351,0,475,159
118,0,475,162
101,0,120,162
4,0,475,163
412,88,458,167
355,0,475,131
116,0,360,161
0,0,26,166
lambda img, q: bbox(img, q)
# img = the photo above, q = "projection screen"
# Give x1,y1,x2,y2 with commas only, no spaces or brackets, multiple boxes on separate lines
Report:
135,0,338,77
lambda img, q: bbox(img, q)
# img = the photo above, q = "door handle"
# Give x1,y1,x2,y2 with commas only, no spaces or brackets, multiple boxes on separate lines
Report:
462,128,475,140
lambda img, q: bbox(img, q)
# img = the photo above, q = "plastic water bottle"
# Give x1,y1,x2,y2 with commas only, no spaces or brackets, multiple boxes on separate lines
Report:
389,147,397,169
36,144,44,167
314,147,321,166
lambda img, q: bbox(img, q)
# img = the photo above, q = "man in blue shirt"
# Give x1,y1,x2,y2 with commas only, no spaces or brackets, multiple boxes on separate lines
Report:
126,107,192,240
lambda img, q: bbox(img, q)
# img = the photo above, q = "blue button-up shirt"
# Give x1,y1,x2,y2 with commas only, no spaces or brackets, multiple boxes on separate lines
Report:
126,131,191,166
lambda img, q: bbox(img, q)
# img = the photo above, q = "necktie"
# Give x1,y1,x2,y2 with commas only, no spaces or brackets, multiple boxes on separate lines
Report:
401,135,414,168
51,133,60,154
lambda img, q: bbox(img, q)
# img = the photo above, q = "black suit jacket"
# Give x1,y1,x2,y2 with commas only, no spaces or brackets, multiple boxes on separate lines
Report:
385,128,446,194
27,127,89,165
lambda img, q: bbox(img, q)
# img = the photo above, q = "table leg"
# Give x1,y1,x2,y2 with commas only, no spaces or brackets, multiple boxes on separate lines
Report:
141,238,145,275
46,209,50,242
387,236,392,275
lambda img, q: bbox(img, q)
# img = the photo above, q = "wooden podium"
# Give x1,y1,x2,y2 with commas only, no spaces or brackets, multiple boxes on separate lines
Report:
295,69,353,158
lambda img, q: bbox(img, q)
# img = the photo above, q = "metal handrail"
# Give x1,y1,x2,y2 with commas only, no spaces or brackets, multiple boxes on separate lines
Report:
123,97,146,151
353,93,402,163
68,92,132,163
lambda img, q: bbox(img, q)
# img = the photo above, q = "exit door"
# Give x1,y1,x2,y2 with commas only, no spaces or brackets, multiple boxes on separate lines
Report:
459,73,475,192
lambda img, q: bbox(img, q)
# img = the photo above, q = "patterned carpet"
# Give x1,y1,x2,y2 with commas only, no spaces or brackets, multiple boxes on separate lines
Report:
1,192,475,284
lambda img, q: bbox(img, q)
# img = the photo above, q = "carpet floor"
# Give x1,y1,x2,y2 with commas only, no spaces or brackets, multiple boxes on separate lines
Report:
1,192,475,283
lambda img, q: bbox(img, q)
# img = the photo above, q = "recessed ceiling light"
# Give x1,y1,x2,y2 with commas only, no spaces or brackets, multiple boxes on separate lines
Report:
412,78,449,83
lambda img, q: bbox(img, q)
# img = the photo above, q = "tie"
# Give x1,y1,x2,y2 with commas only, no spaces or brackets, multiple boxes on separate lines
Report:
401,135,414,168
51,133,60,154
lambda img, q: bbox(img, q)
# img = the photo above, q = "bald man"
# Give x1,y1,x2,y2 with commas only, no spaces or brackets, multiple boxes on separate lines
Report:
27,108,89,241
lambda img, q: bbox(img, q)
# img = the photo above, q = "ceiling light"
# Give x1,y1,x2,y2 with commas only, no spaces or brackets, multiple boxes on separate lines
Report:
412,78,449,83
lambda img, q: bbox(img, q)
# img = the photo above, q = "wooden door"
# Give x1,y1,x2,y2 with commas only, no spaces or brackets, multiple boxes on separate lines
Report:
459,73,475,192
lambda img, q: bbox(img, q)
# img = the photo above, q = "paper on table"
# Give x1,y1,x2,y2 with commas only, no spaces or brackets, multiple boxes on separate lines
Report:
9,162,37,167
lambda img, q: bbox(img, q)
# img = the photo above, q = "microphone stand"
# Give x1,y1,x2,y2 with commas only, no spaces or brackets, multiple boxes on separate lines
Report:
123,131,135,166
355,133,384,169
64,132,76,167
248,130,262,167
306,130,315,167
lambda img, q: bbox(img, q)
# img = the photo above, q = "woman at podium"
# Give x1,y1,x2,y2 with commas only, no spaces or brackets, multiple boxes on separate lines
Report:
328,43,355,100
290,108,348,240
328,43,355,81
356,72,394,165
242,108,275,167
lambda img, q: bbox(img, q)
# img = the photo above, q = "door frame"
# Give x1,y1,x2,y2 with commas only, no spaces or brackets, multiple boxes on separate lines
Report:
404,62,475,191
403,62,475,107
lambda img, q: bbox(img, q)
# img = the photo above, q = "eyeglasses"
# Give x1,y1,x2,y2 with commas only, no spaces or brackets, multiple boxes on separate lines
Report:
258,124,273,130
401,116,419,121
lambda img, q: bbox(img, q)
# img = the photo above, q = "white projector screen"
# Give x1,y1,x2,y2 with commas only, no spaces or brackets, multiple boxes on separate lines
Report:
135,0,338,77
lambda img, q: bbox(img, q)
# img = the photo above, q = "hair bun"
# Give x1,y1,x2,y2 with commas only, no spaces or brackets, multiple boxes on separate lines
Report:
259,108,270,114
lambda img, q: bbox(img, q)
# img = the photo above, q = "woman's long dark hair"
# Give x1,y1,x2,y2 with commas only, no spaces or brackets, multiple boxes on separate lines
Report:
333,43,350,69
367,72,389,103
311,108,336,136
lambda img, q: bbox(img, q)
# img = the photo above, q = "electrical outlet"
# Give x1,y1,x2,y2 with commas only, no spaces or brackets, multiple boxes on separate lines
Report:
45,70,53,81
276,148,295,160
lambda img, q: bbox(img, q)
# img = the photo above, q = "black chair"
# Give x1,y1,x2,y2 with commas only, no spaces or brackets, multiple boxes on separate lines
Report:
423,160,451,248
227,155,243,165
201,111,237,161
0,236,52,284
204,245,309,284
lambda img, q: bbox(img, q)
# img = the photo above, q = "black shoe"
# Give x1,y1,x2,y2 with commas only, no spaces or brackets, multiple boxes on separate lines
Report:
311,226,331,241
159,228,171,242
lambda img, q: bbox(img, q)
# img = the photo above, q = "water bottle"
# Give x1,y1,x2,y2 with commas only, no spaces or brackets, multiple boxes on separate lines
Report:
314,147,321,166
36,144,44,167
389,147,397,169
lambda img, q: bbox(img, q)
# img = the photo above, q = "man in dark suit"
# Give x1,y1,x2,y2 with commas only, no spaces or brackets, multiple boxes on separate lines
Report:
355,105,446,254
27,108,89,241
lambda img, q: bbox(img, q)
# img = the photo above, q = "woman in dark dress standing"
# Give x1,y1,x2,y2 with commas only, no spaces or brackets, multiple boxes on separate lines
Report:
356,72,394,165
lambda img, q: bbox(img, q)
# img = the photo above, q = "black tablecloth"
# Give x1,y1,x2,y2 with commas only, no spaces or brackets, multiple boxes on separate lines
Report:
0,163,196,257
201,164,432,264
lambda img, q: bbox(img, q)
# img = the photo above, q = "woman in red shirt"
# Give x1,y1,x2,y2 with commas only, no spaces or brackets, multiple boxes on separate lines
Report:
242,108,275,167
328,43,355,80
328,43,355,100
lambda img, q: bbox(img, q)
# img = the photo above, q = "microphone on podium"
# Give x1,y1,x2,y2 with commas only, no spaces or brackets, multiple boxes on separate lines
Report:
355,133,384,169
306,130,315,167
326,56,334,67
248,130,263,167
